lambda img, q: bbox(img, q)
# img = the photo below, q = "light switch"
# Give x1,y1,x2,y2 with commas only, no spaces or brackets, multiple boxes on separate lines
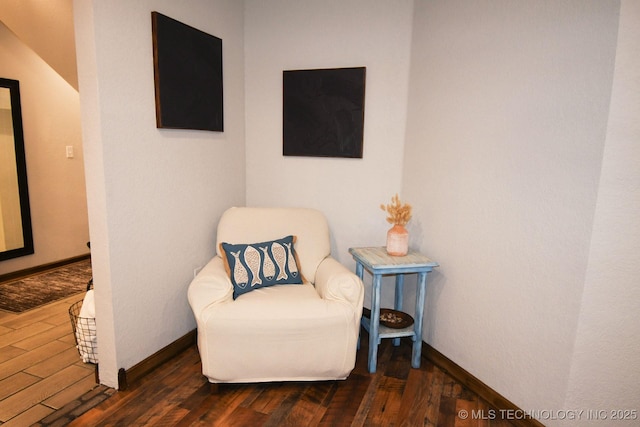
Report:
66,145,74,159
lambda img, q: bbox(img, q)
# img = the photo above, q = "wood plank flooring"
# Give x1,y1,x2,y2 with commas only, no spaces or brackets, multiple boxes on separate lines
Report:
57,332,521,426
0,293,99,426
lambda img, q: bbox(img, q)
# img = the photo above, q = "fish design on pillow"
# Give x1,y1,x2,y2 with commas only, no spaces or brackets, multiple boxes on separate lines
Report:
259,246,276,280
230,251,248,287
271,242,289,281
243,246,262,287
284,242,299,278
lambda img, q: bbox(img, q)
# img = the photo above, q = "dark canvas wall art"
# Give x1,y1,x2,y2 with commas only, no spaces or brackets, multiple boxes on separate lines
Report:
152,12,223,131
283,67,366,158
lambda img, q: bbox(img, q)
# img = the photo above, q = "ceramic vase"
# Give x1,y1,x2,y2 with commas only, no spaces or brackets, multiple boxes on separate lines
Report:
386,224,409,256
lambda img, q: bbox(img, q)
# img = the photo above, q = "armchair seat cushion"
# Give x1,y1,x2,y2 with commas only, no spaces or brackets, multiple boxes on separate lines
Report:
204,283,330,323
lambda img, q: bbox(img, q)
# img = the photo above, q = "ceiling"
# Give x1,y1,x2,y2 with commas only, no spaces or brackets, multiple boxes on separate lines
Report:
0,0,78,89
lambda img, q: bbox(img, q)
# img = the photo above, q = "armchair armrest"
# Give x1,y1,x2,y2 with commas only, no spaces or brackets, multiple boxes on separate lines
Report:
187,256,233,320
314,256,364,312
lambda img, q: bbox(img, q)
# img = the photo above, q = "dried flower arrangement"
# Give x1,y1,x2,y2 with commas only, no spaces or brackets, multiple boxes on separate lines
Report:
380,194,412,226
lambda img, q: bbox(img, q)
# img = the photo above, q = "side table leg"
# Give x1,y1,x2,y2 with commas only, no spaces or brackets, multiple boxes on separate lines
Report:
355,263,364,350
412,272,428,368
393,274,404,346
369,273,382,373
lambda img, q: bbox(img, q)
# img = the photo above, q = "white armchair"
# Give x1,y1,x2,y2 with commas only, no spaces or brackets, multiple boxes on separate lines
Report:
188,207,364,384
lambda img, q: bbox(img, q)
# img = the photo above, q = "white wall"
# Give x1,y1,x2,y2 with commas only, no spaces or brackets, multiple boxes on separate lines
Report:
0,20,88,274
244,0,415,283
403,0,624,419
563,1,640,424
74,0,245,387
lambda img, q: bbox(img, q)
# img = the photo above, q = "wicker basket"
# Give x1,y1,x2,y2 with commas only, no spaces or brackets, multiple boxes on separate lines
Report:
69,298,98,364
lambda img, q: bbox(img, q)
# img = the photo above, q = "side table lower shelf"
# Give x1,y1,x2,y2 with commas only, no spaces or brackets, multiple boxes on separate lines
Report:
361,310,416,344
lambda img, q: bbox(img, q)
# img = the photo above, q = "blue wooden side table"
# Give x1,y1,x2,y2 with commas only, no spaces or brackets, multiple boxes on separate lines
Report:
349,246,438,373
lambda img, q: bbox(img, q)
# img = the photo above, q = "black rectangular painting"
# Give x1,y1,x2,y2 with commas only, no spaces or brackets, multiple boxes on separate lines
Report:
152,12,223,131
283,67,365,158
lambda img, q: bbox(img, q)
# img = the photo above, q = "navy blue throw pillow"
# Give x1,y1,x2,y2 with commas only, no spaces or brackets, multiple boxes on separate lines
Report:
220,235,303,299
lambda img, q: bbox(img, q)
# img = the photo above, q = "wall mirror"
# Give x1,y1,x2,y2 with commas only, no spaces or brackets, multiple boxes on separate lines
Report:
0,78,33,261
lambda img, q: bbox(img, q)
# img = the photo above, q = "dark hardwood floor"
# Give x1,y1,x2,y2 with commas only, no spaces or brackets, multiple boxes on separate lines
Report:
44,332,521,426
